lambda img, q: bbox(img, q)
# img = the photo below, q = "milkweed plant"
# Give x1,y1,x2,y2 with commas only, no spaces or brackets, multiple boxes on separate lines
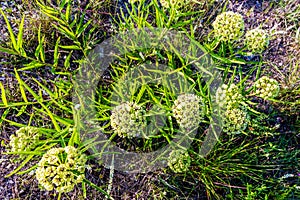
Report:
35,146,86,193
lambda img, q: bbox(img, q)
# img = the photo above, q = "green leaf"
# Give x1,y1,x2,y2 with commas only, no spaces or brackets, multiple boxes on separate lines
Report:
53,37,60,67
0,108,10,126
64,51,73,69
17,15,25,52
14,69,28,103
36,0,59,15
0,82,8,106
65,0,71,22
52,23,76,40
20,61,45,70
59,45,81,50
15,105,27,117
14,69,61,132
5,155,34,177
35,25,45,62
0,46,18,55
76,19,92,37
0,9,18,52
17,164,38,175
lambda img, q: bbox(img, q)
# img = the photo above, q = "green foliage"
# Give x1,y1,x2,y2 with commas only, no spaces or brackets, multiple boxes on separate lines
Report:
0,0,298,199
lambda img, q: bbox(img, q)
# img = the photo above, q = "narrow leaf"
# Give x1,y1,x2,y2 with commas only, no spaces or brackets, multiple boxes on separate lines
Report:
5,155,34,177
53,37,60,67
0,46,18,55
17,15,25,52
14,69,28,103
0,82,8,106
0,9,18,52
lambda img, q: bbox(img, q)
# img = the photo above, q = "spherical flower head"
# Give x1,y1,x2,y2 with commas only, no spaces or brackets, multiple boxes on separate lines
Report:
222,108,248,134
212,11,244,43
245,28,269,53
110,101,146,138
216,84,243,109
36,146,86,193
254,76,279,99
8,126,40,155
172,93,203,130
160,0,188,8
168,149,191,173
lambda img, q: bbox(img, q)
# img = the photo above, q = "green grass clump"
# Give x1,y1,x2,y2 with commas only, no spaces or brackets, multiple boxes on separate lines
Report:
0,0,299,199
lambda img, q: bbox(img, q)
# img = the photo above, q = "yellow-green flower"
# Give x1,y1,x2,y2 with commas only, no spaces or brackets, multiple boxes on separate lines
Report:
245,28,269,53
9,126,41,156
168,149,191,173
253,76,279,99
160,0,188,8
111,101,146,138
216,84,243,109
222,108,248,134
35,146,86,193
212,11,244,43
172,93,203,130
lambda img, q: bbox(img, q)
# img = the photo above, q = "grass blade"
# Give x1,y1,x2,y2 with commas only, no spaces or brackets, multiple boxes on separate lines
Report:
0,46,18,55
0,9,18,52
0,82,8,106
17,15,25,53
5,155,34,177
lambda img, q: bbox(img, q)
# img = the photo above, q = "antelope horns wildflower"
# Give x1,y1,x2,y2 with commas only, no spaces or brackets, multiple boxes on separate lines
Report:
222,108,248,134
35,146,87,193
9,126,41,157
216,83,243,109
172,93,204,130
253,76,279,99
110,101,146,138
245,28,269,53
212,11,244,43
168,149,191,173
160,0,188,8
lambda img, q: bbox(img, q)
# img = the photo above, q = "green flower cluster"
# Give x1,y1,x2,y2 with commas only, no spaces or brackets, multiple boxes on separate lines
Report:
129,0,187,8
172,93,203,130
222,108,248,134
160,0,187,8
254,76,279,99
168,149,191,173
245,28,269,53
110,101,146,138
36,146,86,193
9,126,40,155
216,84,248,134
216,84,243,109
212,11,244,43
